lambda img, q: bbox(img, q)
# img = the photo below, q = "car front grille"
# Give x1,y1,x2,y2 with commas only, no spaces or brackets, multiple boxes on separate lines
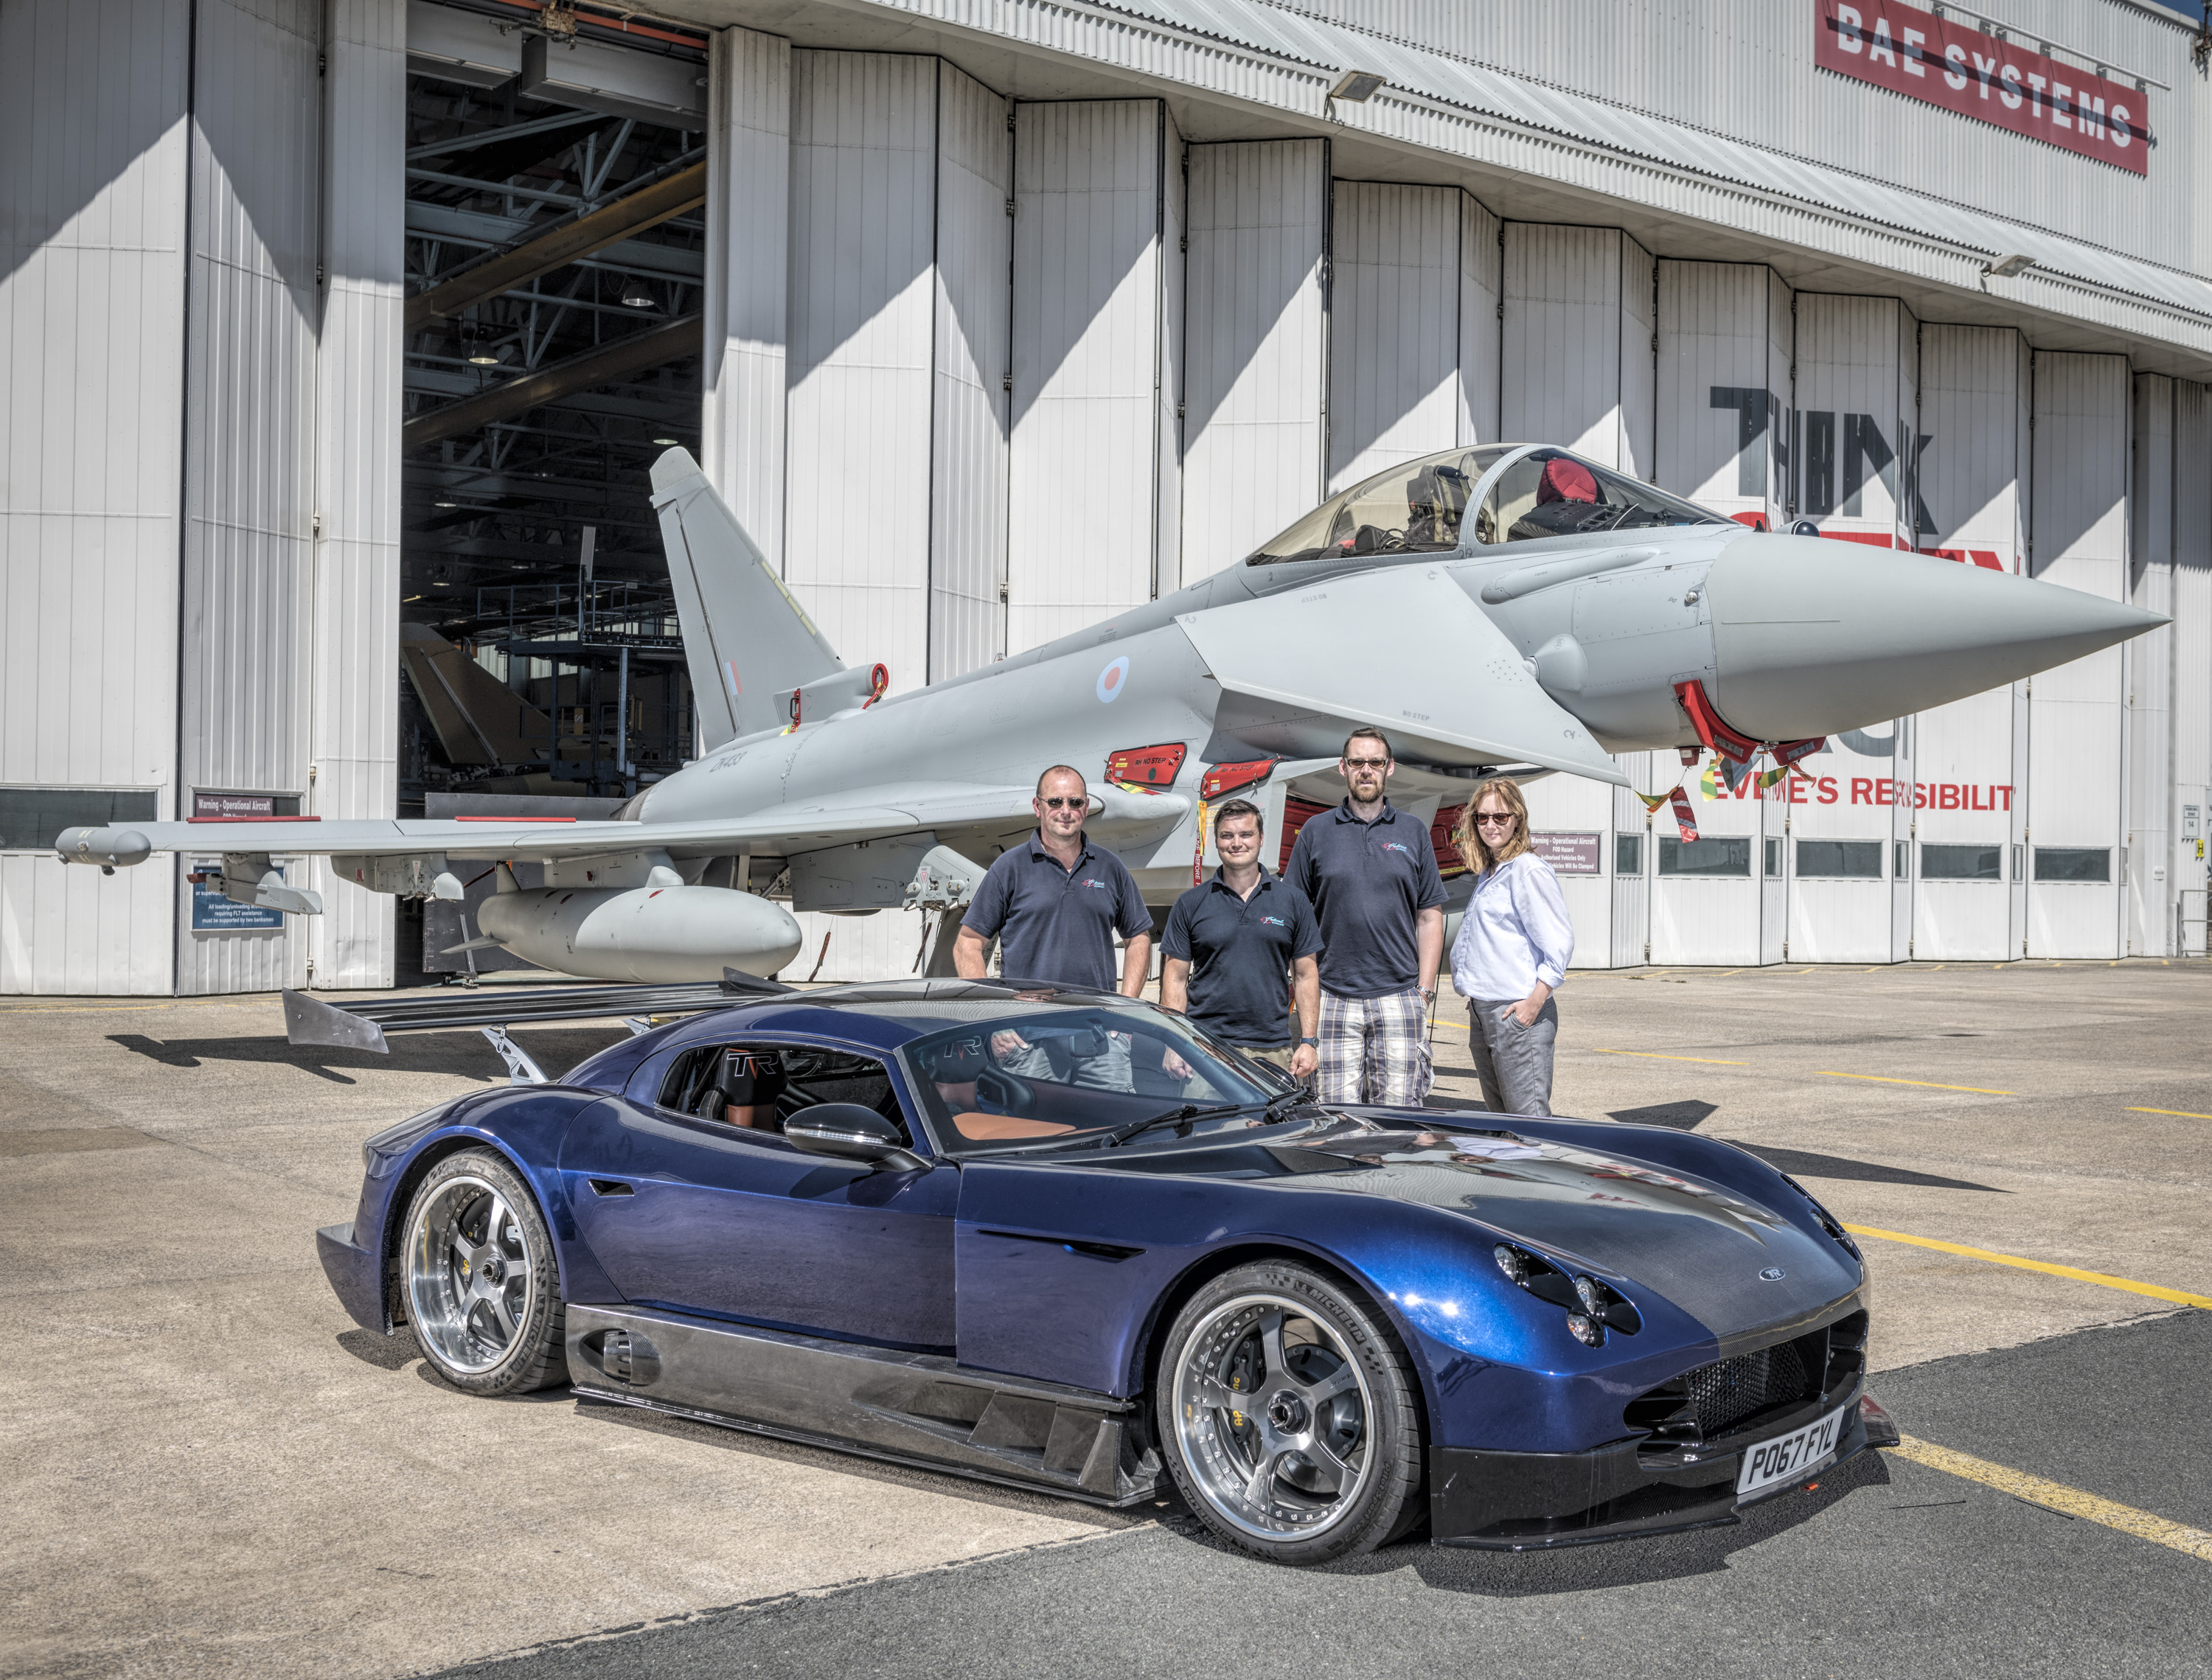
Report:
1682,1342,1807,1437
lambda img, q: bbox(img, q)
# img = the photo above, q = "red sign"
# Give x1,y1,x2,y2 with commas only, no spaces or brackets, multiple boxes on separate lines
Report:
1104,742,1186,792
1532,832,1603,875
1199,757,1277,801
1816,1,2149,176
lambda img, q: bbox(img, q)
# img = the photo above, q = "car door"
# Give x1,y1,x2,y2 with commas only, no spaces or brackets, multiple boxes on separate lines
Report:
560,1034,958,1351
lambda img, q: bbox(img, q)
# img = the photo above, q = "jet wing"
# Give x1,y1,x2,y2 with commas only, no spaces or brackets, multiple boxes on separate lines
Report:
1176,566,1629,786
57,784,1040,864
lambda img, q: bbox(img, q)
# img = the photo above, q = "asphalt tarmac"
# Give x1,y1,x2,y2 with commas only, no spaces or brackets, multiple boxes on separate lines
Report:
4,960,2208,1679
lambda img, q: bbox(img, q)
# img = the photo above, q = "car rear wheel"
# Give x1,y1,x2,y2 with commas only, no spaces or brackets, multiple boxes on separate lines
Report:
402,1150,566,1396
1157,1260,1423,1564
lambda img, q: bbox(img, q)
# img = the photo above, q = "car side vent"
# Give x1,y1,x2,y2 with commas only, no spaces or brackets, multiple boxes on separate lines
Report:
1778,1173,1862,1259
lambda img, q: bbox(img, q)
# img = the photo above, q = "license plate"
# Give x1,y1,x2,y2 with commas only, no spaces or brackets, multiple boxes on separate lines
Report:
1736,1403,1847,1497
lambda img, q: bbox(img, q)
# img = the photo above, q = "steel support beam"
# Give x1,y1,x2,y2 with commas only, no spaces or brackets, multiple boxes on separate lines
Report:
406,162,707,331
403,315,703,452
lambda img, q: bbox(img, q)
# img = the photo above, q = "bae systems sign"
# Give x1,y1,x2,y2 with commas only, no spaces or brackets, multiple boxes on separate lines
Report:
1816,1,2149,175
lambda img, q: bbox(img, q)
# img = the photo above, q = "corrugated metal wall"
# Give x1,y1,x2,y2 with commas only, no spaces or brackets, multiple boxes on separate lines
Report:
928,61,1012,683
0,0,190,994
2128,374,2174,956
1500,224,1652,470
2028,352,2131,958
305,0,404,988
1655,259,1784,521
174,0,324,997
1180,140,1327,580
1326,182,1461,492
1455,195,1500,446
784,52,939,690
701,25,790,566
2175,383,2212,955
1913,325,2031,961
1007,100,1176,654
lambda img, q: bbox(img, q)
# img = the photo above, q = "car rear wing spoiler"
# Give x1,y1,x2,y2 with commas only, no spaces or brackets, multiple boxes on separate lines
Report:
281,969,795,1084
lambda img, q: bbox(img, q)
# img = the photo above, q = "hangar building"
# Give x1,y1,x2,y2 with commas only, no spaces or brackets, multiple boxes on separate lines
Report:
4,0,2210,992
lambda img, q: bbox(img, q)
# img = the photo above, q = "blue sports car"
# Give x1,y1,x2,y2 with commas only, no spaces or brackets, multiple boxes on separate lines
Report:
316,978,1893,1565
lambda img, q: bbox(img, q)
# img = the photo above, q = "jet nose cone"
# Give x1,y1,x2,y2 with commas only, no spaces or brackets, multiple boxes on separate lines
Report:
1704,536,2164,741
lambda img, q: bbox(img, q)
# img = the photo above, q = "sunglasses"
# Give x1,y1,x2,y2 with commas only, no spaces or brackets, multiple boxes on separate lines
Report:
1039,796,1085,809
1474,812,1518,827
1343,758,1391,770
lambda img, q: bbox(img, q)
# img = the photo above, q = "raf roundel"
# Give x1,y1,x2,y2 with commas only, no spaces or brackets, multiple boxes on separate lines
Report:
1096,655,1130,705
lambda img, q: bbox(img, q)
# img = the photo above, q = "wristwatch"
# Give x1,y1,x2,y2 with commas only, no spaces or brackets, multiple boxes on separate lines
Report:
1298,1036,1319,1047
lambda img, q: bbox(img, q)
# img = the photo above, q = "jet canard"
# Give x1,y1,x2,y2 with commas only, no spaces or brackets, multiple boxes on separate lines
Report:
58,443,2162,981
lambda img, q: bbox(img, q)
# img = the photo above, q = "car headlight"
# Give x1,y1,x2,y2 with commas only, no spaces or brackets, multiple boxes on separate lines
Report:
1492,1243,1642,1345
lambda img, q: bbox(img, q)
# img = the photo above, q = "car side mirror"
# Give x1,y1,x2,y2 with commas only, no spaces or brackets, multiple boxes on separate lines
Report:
785,1103,928,1171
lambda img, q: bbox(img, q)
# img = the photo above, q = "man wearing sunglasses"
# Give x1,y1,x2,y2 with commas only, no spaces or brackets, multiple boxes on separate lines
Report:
954,764,1154,996
1286,726,1447,1107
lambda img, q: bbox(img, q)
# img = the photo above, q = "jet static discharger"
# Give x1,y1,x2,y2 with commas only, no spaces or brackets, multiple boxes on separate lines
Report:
58,443,2163,980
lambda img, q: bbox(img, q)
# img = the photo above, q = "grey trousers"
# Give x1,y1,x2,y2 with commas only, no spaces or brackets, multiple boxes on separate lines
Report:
1467,997,1557,1117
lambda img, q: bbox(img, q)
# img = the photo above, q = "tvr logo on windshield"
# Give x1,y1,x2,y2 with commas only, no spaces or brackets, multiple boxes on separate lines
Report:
1759,1266,1787,1281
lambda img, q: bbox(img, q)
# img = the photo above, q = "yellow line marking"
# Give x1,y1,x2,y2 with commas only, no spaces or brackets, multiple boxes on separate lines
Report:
1894,1435,2212,1563
2129,1106,2212,1120
1845,1225,2212,1308
1818,1071,2014,1095
1593,1048,1747,1065
1717,968,1746,977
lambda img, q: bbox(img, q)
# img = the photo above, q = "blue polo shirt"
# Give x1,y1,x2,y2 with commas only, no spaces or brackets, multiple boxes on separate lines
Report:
961,829,1152,992
1162,868,1322,1048
1285,798,1447,1000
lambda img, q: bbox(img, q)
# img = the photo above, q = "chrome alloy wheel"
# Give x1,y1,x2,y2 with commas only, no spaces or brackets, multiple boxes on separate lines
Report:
1170,1292,1377,1541
406,1174,538,1376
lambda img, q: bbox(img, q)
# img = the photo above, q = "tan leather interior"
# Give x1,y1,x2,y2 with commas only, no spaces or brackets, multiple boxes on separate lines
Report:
953,1112,1077,1140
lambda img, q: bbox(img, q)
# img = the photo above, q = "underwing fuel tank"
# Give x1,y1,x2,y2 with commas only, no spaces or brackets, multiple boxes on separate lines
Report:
475,885,803,983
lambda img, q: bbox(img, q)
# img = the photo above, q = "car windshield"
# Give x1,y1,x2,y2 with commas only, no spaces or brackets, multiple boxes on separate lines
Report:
1474,448,1725,546
1247,446,1512,565
900,1004,1276,1154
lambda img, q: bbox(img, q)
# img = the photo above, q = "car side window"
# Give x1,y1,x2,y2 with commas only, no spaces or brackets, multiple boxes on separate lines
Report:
658,1043,912,1144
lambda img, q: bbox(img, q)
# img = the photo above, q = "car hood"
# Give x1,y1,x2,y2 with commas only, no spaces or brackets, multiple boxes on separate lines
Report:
1105,1120,1860,1340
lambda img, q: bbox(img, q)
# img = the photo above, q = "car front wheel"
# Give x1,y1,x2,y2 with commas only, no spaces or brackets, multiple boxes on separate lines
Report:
1157,1260,1423,1564
401,1149,566,1395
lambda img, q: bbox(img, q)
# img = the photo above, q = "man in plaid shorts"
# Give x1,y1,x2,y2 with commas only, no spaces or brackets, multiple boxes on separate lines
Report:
1286,726,1446,1107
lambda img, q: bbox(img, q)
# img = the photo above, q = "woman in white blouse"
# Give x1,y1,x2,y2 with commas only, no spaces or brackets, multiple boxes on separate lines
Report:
1448,777,1573,1116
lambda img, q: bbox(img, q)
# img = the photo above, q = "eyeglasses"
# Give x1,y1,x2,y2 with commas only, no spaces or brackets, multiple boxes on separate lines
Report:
1039,796,1085,809
1343,758,1391,770
1474,812,1518,827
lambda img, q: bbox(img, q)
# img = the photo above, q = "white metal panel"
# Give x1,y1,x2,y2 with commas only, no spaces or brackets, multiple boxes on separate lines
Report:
1155,110,1185,595
1618,233,1655,481
785,52,938,687
1655,260,1779,520
1792,293,1913,543
1655,761,1760,966
1456,193,1500,447
1765,271,1793,530
1326,182,1460,492
305,0,404,989
2027,352,2130,958
0,0,189,994
1007,100,1169,653
1500,224,1622,464
1610,755,1651,967
701,25,790,566
1180,140,1327,581
928,61,1012,683
175,0,324,997
2174,382,2212,955
2126,374,2174,955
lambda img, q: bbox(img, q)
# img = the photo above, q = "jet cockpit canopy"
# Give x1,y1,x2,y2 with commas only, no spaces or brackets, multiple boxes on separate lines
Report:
1245,444,1726,565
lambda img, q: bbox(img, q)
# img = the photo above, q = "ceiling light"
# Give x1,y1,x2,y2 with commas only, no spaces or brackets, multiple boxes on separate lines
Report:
434,499,459,509
652,436,681,446
467,345,502,365
1983,254,2034,279
621,282,655,309
1329,68,1385,102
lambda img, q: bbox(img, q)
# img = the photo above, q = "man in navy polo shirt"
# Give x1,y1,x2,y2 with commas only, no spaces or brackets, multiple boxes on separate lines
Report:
954,763,1153,993
953,764,1155,1090
1161,798,1321,1078
1286,725,1446,1106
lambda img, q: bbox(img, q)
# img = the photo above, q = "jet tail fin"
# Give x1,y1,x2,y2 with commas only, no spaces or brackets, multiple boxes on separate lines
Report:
650,447,843,749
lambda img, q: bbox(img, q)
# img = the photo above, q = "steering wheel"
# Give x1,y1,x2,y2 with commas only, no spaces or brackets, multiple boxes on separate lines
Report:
975,1065,1034,1114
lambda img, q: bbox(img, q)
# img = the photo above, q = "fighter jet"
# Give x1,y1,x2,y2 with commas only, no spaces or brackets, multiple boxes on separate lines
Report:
59,442,2161,981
